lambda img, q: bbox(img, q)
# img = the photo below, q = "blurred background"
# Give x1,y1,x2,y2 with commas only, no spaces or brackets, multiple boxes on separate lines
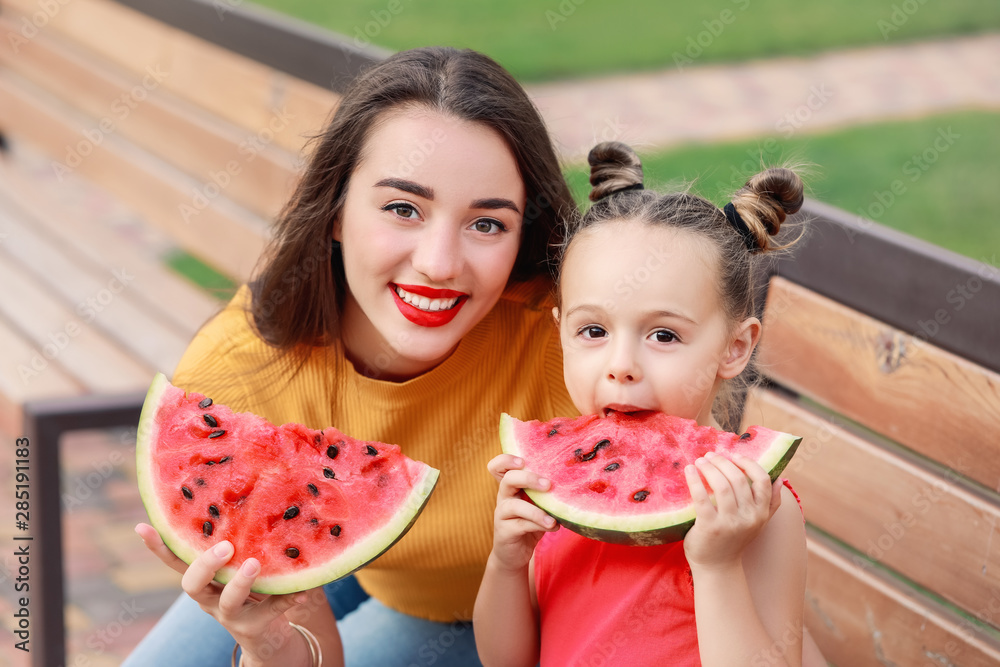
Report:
0,1,997,665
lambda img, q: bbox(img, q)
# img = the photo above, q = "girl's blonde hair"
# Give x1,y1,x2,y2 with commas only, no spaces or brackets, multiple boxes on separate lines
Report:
556,141,805,431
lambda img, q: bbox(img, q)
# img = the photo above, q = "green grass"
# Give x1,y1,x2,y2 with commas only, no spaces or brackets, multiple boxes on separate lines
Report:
164,249,238,300
250,0,999,81
564,110,1000,262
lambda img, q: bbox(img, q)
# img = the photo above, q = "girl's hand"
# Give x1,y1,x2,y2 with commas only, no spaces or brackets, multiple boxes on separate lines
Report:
682,452,782,570
486,454,559,573
135,523,311,664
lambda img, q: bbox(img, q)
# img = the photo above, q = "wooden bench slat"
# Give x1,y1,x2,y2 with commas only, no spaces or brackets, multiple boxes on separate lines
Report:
0,317,82,435
0,202,190,374
758,276,1000,490
4,0,338,156
745,387,1000,625
0,14,300,223
0,154,222,339
0,255,152,394
804,530,1000,667
0,68,268,282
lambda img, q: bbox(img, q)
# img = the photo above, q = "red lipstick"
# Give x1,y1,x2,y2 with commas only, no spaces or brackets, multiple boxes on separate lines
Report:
390,284,468,327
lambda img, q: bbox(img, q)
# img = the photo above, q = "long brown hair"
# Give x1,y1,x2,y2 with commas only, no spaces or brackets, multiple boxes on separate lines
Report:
558,141,805,431
249,47,576,350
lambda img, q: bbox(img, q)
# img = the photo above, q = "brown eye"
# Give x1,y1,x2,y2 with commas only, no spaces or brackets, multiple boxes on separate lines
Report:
652,329,678,343
471,219,505,234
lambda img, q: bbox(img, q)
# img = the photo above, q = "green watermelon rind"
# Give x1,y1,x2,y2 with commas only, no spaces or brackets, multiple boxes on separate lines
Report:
499,413,802,547
136,372,440,594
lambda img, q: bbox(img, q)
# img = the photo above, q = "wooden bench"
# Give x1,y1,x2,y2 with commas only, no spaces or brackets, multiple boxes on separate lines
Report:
745,200,1000,666
0,1,384,664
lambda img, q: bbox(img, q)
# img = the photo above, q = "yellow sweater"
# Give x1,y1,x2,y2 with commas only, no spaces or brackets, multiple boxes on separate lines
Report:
171,277,577,622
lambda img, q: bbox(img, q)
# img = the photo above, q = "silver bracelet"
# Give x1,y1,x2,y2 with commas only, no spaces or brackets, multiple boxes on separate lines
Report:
231,622,323,667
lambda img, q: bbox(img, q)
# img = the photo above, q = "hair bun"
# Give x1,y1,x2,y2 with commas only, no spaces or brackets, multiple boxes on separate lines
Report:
587,141,643,202
730,167,804,251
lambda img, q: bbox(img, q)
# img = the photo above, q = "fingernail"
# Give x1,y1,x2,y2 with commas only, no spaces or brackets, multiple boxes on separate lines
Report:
513,457,523,466
213,541,233,557
546,516,556,528
704,451,715,459
294,593,308,604
539,477,551,490
241,559,259,576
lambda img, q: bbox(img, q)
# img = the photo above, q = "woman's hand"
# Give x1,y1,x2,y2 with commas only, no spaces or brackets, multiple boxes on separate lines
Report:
682,452,782,570
135,523,312,665
486,455,559,573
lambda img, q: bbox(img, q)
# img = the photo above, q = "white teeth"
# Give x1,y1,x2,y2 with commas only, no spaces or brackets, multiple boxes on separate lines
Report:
395,286,460,312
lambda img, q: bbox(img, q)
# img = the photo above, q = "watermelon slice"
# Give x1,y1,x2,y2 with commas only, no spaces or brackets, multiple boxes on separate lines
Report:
136,373,439,594
499,412,800,546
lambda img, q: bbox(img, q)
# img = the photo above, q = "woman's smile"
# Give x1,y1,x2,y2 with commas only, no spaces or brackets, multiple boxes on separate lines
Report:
391,283,469,326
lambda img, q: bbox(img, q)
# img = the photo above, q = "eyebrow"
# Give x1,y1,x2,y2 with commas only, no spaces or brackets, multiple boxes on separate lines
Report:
563,304,698,325
374,179,521,215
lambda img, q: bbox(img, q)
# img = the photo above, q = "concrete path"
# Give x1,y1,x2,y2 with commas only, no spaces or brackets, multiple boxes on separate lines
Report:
527,33,1000,161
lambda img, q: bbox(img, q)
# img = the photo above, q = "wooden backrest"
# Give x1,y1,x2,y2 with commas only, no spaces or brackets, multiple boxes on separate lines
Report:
745,201,1000,666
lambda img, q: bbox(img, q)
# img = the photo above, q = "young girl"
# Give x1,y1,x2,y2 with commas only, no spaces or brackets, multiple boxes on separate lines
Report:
474,141,816,666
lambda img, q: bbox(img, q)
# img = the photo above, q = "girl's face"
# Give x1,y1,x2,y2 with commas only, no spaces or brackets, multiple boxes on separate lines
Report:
557,220,757,426
335,107,526,380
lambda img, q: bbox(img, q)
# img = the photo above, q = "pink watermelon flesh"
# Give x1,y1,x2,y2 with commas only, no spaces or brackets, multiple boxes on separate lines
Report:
499,412,801,546
136,373,439,594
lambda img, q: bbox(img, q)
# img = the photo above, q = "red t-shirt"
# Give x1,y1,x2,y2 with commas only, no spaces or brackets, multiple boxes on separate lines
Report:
533,480,803,666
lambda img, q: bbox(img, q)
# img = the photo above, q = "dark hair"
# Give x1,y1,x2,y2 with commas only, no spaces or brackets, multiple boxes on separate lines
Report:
558,141,805,430
249,47,576,349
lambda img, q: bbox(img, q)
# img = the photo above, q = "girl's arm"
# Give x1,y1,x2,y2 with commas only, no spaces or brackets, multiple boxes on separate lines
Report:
684,453,806,667
474,454,558,667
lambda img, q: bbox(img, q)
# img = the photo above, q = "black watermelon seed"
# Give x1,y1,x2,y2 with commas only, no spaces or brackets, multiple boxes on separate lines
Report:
330,525,341,537
578,439,610,462
181,486,193,500
310,518,318,525
195,478,206,486
573,448,584,460
202,521,213,536
307,483,319,497
633,490,650,502
219,456,230,464
326,445,339,459
366,445,378,456
209,430,226,439
205,461,215,466
740,432,752,440
283,506,300,520
285,547,300,559
547,427,559,437
672,460,681,469
198,397,213,409
604,462,620,472
595,439,610,451
323,468,335,479
208,504,219,518
314,434,322,444
203,414,218,428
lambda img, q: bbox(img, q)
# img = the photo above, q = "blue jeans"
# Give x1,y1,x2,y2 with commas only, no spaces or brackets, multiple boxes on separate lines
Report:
123,577,483,666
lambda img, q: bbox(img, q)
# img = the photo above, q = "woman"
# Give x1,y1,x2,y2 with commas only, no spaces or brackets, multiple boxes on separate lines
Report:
127,46,579,666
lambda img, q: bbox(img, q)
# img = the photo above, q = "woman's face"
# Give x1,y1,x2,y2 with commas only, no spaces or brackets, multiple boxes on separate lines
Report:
335,107,526,380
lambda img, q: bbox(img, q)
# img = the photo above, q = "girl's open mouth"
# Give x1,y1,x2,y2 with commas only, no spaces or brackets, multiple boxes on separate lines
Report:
391,284,468,327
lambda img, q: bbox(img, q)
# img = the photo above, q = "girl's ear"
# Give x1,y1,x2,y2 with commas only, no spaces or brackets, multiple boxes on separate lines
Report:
552,306,560,324
718,317,762,380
